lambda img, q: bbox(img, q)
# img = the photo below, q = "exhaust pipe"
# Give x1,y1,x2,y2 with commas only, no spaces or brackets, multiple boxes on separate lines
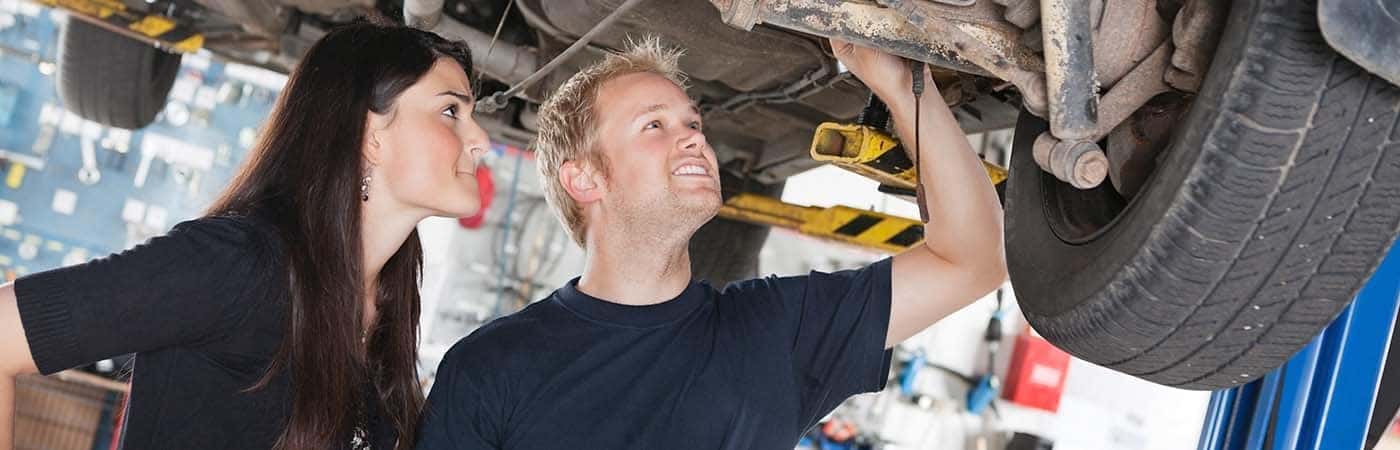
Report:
403,0,538,86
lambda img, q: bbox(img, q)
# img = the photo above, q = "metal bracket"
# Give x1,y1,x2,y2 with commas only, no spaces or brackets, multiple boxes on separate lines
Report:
717,193,926,254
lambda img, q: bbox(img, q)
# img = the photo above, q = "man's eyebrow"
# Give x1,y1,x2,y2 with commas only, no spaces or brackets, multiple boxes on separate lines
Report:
437,90,475,103
634,103,703,120
635,103,668,119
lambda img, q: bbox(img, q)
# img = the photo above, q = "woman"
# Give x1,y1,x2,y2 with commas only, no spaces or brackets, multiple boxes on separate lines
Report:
0,22,489,450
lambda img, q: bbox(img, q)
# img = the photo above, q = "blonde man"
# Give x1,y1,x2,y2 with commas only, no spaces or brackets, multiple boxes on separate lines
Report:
416,37,1005,449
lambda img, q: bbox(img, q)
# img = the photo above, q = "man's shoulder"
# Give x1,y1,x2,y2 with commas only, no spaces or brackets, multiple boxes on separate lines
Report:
437,298,562,373
714,273,804,300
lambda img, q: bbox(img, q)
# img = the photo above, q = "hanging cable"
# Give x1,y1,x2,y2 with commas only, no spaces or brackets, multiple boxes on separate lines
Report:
476,0,646,113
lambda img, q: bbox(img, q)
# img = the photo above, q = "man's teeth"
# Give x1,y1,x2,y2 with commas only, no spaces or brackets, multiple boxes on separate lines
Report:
674,165,708,176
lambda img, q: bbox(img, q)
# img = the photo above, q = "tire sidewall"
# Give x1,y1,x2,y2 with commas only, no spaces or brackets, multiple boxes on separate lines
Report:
1005,0,1256,319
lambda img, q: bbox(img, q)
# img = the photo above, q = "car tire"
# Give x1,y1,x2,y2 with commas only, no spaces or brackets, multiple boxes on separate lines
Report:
1005,0,1400,389
57,18,182,130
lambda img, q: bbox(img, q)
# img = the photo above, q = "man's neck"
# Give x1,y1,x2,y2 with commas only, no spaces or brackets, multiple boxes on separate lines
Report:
577,222,694,306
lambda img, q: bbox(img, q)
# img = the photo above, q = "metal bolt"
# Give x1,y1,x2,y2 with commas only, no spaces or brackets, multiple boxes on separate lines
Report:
1032,133,1108,189
1073,148,1108,188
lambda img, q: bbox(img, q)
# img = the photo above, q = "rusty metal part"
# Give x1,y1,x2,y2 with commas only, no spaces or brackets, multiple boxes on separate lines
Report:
1093,41,1172,140
1033,133,1108,189
993,0,1040,29
932,0,978,6
191,0,286,38
1033,41,1173,190
710,0,1048,114
403,0,444,29
404,7,539,86
1106,97,1181,198
280,0,375,16
877,0,1049,115
474,0,646,112
1092,0,1168,88
718,0,763,30
1166,0,1226,92
1041,0,1098,140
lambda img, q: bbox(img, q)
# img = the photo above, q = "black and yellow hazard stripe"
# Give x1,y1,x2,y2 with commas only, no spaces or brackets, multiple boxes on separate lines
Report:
717,193,924,254
36,0,203,53
809,122,1007,190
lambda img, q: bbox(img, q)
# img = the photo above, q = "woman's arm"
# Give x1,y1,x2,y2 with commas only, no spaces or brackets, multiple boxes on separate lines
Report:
1,282,39,450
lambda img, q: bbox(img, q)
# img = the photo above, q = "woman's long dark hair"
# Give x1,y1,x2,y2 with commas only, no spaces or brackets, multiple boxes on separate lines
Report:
205,23,472,450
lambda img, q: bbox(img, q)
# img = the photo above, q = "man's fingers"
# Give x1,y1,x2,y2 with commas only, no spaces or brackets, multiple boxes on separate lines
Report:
829,38,851,58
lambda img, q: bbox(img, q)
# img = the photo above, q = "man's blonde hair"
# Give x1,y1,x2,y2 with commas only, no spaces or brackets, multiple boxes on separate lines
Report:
534,36,689,247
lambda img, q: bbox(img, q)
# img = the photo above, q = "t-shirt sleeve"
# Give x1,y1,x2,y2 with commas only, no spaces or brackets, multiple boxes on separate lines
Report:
416,341,503,450
734,257,894,429
14,216,271,374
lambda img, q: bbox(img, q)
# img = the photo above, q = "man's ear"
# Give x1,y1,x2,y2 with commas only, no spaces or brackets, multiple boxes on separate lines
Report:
560,160,604,204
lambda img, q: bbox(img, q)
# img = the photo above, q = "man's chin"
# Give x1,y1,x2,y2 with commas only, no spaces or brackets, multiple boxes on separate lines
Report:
671,195,722,224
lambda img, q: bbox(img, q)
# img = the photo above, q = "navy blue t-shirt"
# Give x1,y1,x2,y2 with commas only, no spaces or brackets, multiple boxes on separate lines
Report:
415,258,893,449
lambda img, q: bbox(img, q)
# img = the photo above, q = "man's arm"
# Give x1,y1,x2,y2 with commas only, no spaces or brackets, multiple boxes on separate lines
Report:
831,40,1009,349
1,283,41,450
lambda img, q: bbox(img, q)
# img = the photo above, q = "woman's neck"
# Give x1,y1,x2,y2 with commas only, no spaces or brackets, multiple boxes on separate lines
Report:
358,199,425,335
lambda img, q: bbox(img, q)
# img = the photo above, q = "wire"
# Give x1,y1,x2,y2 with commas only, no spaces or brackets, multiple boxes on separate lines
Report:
477,0,646,113
492,150,525,317
485,0,516,59
910,60,928,224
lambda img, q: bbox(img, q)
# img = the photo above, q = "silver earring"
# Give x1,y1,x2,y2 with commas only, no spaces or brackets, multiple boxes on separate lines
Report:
361,174,372,202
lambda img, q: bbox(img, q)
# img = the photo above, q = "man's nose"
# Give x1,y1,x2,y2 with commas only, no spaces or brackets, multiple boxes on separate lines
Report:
678,128,707,154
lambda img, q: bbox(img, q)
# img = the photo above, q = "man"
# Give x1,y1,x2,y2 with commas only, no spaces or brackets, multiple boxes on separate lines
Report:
415,36,1006,449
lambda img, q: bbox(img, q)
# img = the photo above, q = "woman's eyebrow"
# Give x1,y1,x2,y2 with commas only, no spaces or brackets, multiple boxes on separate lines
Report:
437,91,474,103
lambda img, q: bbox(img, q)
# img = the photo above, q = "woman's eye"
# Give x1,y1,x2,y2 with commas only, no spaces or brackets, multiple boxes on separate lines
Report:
442,105,458,119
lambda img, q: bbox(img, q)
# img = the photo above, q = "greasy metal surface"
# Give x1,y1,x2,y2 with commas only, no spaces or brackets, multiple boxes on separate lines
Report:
1319,0,1400,86
1106,96,1180,198
191,0,286,39
548,0,829,92
402,0,444,29
1041,0,1098,140
279,0,374,15
1092,0,1167,88
865,0,1048,115
1093,41,1172,139
1035,41,1171,193
993,0,1040,28
1166,0,1226,92
717,0,763,30
421,15,539,86
478,0,647,112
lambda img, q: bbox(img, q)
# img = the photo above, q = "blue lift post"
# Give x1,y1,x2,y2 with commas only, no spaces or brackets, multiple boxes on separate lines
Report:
1198,242,1400,450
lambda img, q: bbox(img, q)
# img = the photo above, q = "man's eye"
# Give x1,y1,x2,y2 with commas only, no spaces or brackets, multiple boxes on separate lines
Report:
689,121,702,130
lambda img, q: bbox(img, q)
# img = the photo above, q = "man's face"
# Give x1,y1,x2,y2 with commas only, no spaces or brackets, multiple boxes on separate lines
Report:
591,72,721,234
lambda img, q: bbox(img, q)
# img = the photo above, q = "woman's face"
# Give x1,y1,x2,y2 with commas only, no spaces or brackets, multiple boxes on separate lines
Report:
368,58,489,218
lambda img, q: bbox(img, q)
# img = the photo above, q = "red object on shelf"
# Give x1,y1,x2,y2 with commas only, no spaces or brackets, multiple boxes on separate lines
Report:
457,163,495,229
1002,330,1071,413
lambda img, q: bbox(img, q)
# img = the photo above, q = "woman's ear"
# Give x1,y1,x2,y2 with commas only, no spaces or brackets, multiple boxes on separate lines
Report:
560,160,604,204
362,110,391,165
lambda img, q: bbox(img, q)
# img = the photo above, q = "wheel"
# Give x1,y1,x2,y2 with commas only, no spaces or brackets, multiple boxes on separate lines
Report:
689,173,785,286
57,18,182,130
1005,0,1400,389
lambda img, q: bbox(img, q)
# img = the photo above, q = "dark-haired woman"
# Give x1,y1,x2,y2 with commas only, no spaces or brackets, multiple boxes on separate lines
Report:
0,23,489,450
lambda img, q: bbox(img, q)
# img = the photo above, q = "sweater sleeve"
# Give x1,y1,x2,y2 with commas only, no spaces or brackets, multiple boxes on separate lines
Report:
15,215,274,374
